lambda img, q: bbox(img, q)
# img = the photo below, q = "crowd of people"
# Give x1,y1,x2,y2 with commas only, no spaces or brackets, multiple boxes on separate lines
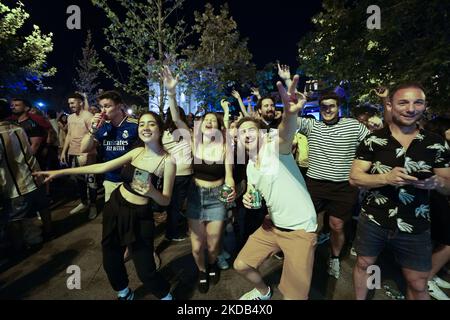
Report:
1,64,449,301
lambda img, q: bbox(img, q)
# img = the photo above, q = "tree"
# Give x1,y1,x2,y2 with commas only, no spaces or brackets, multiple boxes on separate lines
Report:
297,0,450,113
0,1,56,94
255,63,277,97
74,31,101,105
183,3,255,110
92,0,189,114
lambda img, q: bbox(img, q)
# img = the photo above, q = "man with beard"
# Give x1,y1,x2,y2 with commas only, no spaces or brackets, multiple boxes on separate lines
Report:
295,91,371,279
9,98,53,239
255,97,282,130
61,93,98,219
10,99,48,166
350,83,450,300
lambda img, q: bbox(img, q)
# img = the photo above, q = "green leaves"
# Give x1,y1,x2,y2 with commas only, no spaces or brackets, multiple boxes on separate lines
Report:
298,0,450,113
0,1,55,92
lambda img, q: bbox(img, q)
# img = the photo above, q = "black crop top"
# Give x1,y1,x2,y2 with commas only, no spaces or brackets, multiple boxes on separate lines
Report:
120,163,163,197
192,155,226,182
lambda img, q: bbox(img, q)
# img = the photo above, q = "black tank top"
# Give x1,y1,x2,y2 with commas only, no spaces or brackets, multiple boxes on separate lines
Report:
120,157,166,197
192,155,226,181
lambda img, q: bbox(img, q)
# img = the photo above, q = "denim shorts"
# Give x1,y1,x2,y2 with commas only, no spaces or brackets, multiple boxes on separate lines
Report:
354,214,432,272
185,183,227,222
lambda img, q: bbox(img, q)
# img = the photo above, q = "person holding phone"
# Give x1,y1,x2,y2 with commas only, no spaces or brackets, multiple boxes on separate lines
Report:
33,112,176,301
349,83,450,300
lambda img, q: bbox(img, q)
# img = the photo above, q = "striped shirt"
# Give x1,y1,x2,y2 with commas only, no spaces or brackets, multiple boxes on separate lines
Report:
163,130,193,176
297,118,370,182
0,121,40,198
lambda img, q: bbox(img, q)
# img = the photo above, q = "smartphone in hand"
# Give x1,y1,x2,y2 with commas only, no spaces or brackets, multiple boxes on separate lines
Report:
411,171,433,181
132,168,150,190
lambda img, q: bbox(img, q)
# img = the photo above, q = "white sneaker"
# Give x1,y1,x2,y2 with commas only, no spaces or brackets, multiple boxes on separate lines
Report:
88,206,98,220
239,287,272,300
433,276,450,289
70,203,88,215
327,257,340,279
428,280,450,300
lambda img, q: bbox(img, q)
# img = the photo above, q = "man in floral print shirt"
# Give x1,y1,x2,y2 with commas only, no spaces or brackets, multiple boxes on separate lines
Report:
349,83,450,300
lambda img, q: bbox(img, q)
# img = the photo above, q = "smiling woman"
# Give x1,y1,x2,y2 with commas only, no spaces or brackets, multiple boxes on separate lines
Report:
32,111,176,300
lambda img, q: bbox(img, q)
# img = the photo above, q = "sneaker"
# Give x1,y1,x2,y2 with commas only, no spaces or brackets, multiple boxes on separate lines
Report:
239,287,272,300
433,275,450,289
198,271,209,293
428,280,450,300
327,257,340,279
70,203,88,215
208,263,221,285
317,232,330,245
117,288,134,300
217,254,230,270
166,235,187,242
88,206,98,220
273,251,284,260
161,293,173,300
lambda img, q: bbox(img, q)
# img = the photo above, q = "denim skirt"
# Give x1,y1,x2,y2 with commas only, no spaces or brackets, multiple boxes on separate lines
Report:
185,182,227,222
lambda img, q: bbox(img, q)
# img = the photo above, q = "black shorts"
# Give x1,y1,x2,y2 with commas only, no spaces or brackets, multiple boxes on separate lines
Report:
306,177,359,222
3,187,49,222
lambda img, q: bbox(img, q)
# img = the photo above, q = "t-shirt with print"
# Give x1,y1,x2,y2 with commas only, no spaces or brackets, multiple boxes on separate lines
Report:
355,126,450,234
94,117,138,182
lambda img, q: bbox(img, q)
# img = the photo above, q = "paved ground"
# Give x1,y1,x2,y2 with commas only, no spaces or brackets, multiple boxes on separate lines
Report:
1,179,447,300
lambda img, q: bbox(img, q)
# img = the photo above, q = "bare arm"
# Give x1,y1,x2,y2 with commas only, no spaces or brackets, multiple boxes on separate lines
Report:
411,167,450,196
34,148,140,183
149,159,176,206
349,160,418,189
221,99,231,129
29,136,44,155
162,66,190,131
277,75,305,155
278,63,292,89
231,90,249,117
80,132,97,153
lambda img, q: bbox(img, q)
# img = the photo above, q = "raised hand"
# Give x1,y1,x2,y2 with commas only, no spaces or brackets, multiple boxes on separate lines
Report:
161,66,179,94
32,170,61,184
277,63,291,81
220,99,231,113
277,75,306,114
373,86,389,99
250,87,261,99
231,90,242,101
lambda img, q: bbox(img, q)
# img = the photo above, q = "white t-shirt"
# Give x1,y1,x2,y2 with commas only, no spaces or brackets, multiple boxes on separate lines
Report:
246,137,317,232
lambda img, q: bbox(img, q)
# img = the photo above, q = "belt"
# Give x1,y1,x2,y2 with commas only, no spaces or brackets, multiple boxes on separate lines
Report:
273,226,295,232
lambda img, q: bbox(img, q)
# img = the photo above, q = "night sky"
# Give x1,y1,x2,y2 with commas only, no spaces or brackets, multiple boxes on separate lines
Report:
17,0,322,108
